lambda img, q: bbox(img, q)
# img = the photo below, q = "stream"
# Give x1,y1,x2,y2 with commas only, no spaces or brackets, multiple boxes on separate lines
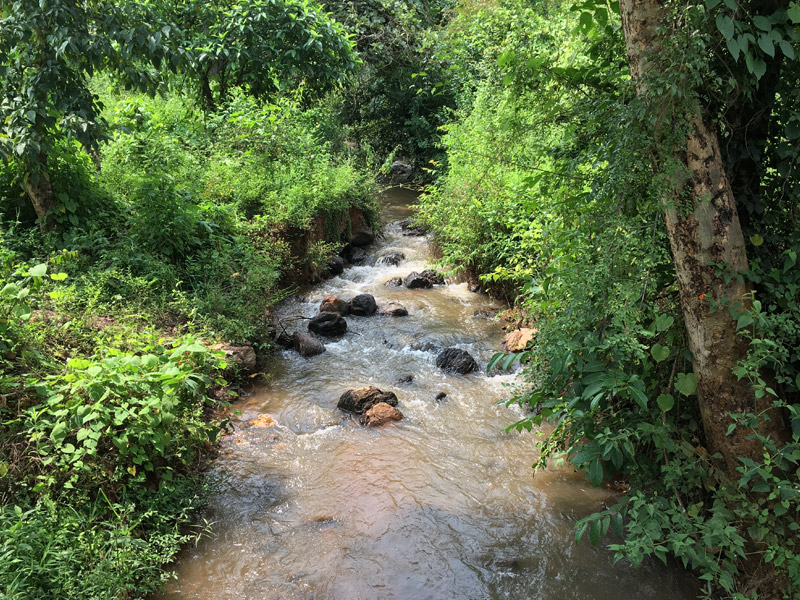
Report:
161,188,695,600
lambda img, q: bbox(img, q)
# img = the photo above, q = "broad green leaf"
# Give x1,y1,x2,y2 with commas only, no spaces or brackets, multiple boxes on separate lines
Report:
651,343,670,363
753,16,772,31
675,372,698,396
28,263,47,277
12,303,31,320
736,313,754,330
716,14,734,41
50,421,67,446
657,394,675,412
655,313,674,332
788,2,800,23
50,272,68,281
750,234,764,246
1,283,18,297
758,34,775,57
629,386,648,410
780,40,796,60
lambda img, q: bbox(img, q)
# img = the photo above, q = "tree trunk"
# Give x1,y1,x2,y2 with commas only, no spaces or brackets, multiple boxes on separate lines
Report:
25,154,57,231
619,0,772,478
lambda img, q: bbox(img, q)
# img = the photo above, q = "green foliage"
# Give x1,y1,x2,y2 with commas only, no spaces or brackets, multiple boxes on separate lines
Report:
323,0,457,166
23,338,227,492
162,0,357,108
0,0,171,174
422,0,799,597
0,482,208,600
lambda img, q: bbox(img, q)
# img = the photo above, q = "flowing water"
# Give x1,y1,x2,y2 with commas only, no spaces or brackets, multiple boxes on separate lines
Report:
161,188,695,600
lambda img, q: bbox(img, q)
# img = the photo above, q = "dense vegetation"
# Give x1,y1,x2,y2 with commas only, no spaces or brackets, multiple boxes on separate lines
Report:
1,0,799,598
419,1,800,598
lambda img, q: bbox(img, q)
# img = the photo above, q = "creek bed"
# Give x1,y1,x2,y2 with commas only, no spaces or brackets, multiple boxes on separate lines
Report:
160,188,694,600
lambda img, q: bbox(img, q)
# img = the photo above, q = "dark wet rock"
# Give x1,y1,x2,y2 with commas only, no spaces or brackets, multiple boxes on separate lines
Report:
410,340,440,353
308,312,347,337
363,402,403,426
468,282,483,294
380,302,408,317
436,347,479,374
320,296,351,315
337,386,399,414
349,230,375,247
403,271,433,289
472,309,496,320
398,219,426,236
345,246,367,264
349,293,378,316
396,374,414,385
435,392,448,401
275,331,294,349
292,332,326,357
327,256,345,276
377,251,405,266
384,276,404,288
420,269,445,285
389,160,414,184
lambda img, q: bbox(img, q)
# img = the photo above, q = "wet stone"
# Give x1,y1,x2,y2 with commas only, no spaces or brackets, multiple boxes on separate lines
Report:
404,271,433,289
349,293,378,316
435,391,448,401
378,251,405,266
380,302,408,317
346,246,367,264
420,269,445,285
292,332,326,357
396,374,414,385
308,312,347,337
436,347,479,374
337,386,399,414
362,402,404,427
320,296,351,315
384,277,404,288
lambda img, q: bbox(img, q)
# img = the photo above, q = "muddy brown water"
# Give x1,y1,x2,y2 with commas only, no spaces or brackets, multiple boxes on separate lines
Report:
161,188,695,600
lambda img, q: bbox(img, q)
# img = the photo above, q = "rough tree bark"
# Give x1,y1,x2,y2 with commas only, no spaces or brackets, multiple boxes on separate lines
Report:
618,0,777,478
25,153,57,231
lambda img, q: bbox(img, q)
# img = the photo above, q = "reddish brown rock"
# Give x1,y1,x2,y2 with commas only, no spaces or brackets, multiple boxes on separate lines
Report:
320,296,351,315
337,386,398,414
380,302,408,317
363,402,403,427
249,414,277,428
503,328,537,352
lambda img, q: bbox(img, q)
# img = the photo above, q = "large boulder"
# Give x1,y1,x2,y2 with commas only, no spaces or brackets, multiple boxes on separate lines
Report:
380,302,408,317
436,348,479,374
349,230,375,247
308,312,347,337
345,246,367,264
327,256,345,276
420,269,445,285
349,294,377,316
363,403,403,427
398,219,426,236
337,386,399,414
403,271,433,289
377,251,405,266
320,296,351,315
293,332,326,357
389,160,414,183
